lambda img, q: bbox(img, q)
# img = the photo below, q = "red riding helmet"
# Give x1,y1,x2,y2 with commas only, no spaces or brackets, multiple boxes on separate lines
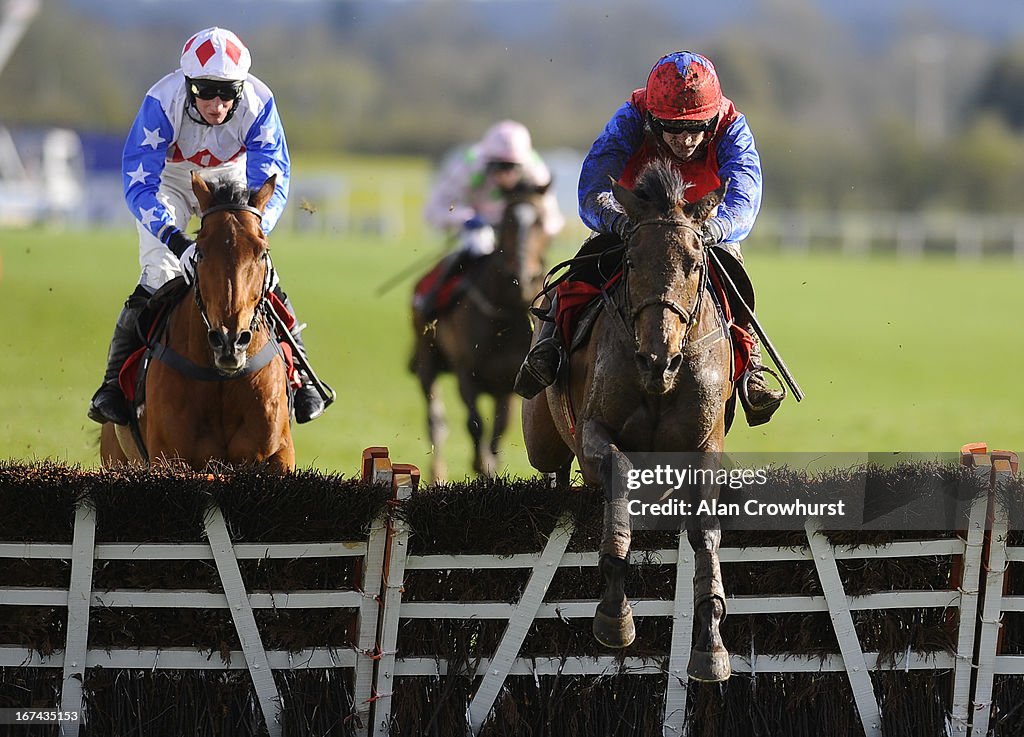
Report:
645,51,722,121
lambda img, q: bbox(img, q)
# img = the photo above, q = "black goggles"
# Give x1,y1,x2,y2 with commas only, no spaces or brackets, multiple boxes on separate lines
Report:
189,79,243,101
654,116,716,135
487,161,522,173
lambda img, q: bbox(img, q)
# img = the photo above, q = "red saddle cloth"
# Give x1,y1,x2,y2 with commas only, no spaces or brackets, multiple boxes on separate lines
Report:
413,261,465,316
554,262,754,382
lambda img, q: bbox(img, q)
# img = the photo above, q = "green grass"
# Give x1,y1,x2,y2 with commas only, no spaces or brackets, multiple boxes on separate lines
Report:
1,226,1021,479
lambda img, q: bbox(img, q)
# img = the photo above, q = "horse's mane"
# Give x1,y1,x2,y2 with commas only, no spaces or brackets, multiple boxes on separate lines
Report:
633,159,691,213
207,179,252,208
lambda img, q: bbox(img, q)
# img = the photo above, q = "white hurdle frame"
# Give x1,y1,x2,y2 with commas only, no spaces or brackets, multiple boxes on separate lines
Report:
970,448,1020,737
0,453,393,736
372,452,990,736
0,444,1009,735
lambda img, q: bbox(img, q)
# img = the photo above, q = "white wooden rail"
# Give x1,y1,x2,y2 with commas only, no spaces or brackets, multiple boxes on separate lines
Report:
970,448,1021,737
377,488,990,736
1,444,1018,735
0,450,396,736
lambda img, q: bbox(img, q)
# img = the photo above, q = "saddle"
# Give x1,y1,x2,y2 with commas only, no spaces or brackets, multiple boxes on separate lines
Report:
554,245,756,382
413,254,489,319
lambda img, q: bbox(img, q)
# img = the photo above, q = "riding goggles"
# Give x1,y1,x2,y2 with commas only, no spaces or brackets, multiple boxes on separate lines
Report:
188,78,244,101
653,115,717,135
486,161,523,173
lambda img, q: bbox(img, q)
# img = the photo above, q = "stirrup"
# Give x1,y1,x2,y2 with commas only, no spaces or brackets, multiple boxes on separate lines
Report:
739,366,786,427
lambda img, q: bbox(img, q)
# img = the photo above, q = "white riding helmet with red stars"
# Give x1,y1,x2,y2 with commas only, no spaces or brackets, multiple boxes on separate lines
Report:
180,27,251,82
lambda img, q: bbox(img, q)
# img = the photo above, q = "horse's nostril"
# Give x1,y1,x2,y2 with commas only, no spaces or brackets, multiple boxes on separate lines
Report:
237,330,252,348
208,329,225,349
667,353,683,374
635,352,656,373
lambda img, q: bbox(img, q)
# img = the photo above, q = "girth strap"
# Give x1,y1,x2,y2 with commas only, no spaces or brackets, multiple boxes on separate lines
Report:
149,338,283,382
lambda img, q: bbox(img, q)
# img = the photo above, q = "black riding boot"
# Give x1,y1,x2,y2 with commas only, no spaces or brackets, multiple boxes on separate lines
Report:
88,299,146,425
281,294,331,424
514,297,562,399
739,333,785,427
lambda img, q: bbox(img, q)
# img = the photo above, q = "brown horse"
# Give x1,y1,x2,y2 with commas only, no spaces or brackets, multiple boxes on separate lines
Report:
101,173,295,472
412,183,552,481
522,160,734,681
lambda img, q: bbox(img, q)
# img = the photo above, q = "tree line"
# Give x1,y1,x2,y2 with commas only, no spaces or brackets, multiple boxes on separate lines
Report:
4,0,1024,212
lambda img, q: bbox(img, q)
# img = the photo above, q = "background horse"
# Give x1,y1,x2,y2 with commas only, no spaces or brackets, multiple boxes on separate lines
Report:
412,183,552,482
522,161,734,682
100,173,295,472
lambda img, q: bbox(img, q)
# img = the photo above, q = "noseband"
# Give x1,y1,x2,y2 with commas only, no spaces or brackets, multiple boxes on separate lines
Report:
193,203,271,337
623,217,708,348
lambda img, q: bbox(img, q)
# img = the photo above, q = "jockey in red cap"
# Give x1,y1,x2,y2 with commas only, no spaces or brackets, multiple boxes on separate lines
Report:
515,51,784,427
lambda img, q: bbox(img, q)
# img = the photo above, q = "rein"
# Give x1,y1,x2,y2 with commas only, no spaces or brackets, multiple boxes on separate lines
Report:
200,203,264,221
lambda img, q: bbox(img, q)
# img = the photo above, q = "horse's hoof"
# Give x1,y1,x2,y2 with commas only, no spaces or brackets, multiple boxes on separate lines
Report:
593,606,636,649
686,648,732,682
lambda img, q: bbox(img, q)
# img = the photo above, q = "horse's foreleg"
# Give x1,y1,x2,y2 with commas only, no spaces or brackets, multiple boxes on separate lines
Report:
686,453,730,682
100,423,130,468
486,394,512,476
417,367,448,483
455,372,489,477
580,421,635,649
266,443,296,473
427,390,448,482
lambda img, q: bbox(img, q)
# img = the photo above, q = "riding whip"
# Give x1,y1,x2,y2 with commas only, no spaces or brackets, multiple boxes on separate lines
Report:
707,247,804,402
375,235,459,297
263,301,337,408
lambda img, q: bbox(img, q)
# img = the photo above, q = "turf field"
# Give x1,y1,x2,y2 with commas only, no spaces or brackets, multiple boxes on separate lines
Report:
1,225,1020,480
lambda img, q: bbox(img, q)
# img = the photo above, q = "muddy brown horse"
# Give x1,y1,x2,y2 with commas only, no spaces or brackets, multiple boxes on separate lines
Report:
522,160,734,681
101,173,294,472
411,183,552,481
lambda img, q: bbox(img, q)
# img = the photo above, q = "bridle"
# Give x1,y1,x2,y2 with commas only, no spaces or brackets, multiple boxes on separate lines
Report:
193,203,272,337
620,216,709,350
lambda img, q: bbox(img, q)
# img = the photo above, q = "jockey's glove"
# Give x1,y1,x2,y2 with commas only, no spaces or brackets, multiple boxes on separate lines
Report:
178,243,198,284
165,230,196,259
611,213,633,242
459,218,496,256
700,218,725,246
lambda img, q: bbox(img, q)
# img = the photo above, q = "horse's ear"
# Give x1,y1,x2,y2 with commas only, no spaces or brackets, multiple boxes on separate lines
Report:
610,176,644,220
191,171,213,211
250,175,277,213
683,178,729,223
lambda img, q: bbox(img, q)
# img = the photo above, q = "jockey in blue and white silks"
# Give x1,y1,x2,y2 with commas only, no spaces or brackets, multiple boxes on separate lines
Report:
89,27,328,428
122,44,289,290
